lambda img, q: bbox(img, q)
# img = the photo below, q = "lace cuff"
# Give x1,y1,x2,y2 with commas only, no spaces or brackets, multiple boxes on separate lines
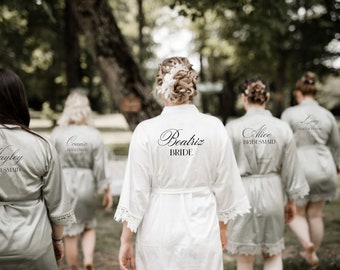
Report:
114,205,142,233
287,184,310,201
218,196,251,224
50,209,76,226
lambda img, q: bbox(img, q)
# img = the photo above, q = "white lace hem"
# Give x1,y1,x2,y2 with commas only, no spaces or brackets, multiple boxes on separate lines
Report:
288,184,310,201
296,192,338,206
227,238,285,256
114,205,142,233
218,196,251,224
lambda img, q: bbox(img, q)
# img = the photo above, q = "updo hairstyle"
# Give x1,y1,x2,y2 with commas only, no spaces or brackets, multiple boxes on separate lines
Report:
156,56,198,104
295,71,317,97
241,77,269,105
57,88,93,127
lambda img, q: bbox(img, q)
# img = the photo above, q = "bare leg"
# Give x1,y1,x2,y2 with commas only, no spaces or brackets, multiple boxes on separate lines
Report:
288,204,318,268
288,205,313,249
237,255,256,270
263,253,282,270
64,235,80,269
306,201,325,252
81,228,96,269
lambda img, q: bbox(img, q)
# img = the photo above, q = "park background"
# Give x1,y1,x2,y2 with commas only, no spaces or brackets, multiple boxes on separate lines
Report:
1,0,340,269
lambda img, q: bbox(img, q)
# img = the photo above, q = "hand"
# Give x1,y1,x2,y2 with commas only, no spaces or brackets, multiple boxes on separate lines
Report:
52,240,64,264
219,222,227,250
119,241,135,270
285,200,296,224
102,186,113,211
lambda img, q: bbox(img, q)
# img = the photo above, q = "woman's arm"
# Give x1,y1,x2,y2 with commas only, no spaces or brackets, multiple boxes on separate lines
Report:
219,221,227,250
51,224,64,264
102,184,113,211
119,222,135,270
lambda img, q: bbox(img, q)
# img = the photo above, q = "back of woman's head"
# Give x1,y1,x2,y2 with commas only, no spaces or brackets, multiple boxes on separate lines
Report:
0,68,30,127
295,71,317,97
57,88,93,127
156,56,198,104
241,77,269,105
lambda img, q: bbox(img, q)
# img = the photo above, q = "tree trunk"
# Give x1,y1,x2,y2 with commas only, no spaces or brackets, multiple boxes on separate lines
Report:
65,0,82,89
71,0,161,130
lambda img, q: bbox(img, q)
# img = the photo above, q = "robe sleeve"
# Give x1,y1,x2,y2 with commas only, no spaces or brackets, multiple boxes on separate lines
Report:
281,127,309,200
327,114,340,165
214,125,250,224
92,130,108,192
114,124,151,232
42,141,76,225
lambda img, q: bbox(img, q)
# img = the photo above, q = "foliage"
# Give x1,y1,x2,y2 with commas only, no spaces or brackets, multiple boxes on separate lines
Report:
173,0,340,115
0,0,339,119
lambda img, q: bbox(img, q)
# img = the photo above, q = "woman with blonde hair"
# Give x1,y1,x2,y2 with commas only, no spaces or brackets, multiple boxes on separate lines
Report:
114,56,250,270
226,77,309,270
51,89,113,270
281,72,340,268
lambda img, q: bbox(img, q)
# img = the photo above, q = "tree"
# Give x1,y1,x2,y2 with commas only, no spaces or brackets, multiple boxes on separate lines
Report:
71,0,161,130
175,0,340,116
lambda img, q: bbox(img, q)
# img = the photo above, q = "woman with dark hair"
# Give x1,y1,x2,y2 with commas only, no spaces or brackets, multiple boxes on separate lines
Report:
0,68,75,269
281,72,340,268
226,77,309,270
114,56,250,270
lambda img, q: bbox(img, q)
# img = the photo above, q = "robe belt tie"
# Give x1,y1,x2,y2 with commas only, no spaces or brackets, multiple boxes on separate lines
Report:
0,199,41,206
152,186,211,194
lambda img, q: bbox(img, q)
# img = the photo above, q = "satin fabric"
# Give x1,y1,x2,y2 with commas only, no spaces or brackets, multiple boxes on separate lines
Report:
281,98,340,203
0,125,75,268
226,108,309,255
115,104,250,270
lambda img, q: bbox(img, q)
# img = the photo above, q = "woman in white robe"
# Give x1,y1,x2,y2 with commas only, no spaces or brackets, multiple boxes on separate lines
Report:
281,71,340,268
51,89,112,270
226,77,309,270
0,68,75,270
114,56,250,270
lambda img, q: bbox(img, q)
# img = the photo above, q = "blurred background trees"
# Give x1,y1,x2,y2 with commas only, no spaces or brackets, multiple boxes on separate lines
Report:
0,0,339,128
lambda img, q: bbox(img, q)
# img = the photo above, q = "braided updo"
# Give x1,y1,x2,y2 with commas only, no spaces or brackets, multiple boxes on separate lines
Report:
241,77,269,105
156,56,198,104
295,71,317,97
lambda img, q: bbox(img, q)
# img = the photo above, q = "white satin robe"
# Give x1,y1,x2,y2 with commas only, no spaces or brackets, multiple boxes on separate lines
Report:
226,108,309,255
51,125,108,236
0,125,75,270
281,98,340,203
114,104,250,270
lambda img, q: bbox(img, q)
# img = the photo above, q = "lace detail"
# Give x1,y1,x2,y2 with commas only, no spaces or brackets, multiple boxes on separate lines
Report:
114,205,142,233
296,192,338,206
288,184,310,200
218,196,251,223
51,209,76,226
227,238,285,256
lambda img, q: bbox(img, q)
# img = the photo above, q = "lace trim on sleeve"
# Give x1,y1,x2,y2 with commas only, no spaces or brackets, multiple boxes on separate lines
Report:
50,209,77,226
287,184,310,201
218,196,251,224
114,205,142,233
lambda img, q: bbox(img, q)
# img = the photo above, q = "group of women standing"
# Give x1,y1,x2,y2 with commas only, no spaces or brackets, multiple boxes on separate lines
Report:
0,56,339,270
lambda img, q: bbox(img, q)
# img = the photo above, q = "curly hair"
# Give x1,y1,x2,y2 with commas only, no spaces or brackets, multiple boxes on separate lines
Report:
57,88,93,127
241,77,269,105
156,56,198,104
295,71,317,97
